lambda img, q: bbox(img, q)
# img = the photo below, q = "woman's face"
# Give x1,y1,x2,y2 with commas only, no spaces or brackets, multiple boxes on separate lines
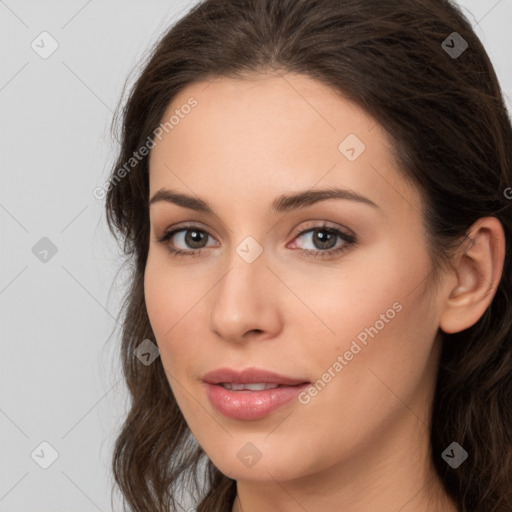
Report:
145,72,446,483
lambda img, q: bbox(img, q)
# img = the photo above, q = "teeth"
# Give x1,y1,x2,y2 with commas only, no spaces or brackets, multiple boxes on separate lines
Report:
220,382,280,391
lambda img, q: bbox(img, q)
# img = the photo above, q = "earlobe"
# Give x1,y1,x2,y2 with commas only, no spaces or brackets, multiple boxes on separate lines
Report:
439,217,505,335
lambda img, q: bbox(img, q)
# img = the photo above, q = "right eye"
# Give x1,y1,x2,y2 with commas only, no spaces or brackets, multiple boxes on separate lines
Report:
157,225,219,257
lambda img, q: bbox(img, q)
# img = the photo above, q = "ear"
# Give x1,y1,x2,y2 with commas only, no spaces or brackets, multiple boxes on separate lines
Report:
439,217,506,334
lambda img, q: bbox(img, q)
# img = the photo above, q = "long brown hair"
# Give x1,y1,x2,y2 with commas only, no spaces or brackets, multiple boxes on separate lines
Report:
105,0,512,510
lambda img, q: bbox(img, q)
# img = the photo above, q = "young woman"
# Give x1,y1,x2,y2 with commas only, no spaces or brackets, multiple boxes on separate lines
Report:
105,1,512,511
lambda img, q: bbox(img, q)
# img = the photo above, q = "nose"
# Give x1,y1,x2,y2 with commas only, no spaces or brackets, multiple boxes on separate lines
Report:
209,247,283,343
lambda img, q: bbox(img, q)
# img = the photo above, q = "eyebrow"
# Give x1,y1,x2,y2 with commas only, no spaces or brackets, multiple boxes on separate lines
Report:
149,187,381,214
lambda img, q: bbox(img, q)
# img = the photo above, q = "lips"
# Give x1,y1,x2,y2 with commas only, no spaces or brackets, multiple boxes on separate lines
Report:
202,367,309,386
202,367,310,420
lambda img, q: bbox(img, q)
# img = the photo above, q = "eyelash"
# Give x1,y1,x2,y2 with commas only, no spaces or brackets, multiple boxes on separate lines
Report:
156,222,357,260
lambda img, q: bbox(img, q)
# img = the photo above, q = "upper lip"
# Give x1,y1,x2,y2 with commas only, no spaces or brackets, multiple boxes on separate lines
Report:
202,367,309,386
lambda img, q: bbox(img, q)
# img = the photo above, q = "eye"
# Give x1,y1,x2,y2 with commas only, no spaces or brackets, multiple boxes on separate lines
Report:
156,225,218,257
289,222,356,259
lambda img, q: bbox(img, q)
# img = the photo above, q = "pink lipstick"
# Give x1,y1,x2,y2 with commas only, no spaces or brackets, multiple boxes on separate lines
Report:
202,367,310,420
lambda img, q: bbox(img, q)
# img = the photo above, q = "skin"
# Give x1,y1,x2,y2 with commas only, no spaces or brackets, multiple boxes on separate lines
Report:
144,72,505,512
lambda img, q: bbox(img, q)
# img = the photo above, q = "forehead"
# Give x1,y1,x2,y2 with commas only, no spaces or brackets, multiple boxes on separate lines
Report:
148,73,421,218
154,72,377,157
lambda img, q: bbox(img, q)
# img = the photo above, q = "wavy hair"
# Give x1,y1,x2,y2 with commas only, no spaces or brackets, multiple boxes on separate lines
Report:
105,0,512,510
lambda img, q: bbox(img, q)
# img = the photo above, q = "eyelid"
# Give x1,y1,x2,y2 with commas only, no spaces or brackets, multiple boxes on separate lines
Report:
155,221,220,242
289,220,355,241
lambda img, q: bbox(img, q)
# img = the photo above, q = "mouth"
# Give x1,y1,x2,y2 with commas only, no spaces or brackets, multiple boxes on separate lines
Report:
202,367,310,420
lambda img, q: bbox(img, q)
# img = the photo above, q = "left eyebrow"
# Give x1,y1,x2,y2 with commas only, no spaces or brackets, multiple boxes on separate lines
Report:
149,187,382,214
270,187,381,213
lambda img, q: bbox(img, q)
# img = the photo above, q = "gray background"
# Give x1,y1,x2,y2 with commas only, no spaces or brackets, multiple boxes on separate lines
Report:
1,1,511,511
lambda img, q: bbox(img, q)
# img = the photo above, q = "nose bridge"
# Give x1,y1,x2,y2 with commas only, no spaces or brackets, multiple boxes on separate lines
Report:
221,232,268,296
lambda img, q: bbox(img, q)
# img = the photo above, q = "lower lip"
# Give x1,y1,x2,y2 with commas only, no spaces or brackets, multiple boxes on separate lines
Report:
204,383,310,420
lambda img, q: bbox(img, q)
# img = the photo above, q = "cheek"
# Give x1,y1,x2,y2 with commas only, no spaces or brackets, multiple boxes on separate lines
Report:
144,251,219,391
144,255,198,367
295,241,437,412
144,250,203,335
287,241,430,363
276,282,438,473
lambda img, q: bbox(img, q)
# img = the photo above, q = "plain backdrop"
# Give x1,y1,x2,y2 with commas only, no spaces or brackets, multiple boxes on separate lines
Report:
1,1,511,510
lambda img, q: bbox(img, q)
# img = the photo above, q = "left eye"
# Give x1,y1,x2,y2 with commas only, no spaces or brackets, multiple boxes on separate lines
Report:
289,226,356,257
292,227,349,251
